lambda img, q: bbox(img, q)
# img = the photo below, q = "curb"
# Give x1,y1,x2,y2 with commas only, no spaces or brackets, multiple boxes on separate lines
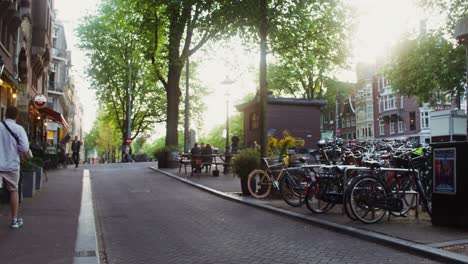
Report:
74,169,100,264
150,166,468,264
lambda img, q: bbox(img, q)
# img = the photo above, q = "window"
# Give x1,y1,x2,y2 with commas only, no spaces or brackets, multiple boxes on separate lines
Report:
400,96,404,108
410,112,416,130
390,119,395,134
379,120,384,135
382,95,397,111
249,112,259,130
389,95,395,109
398,120,404,133
420,111,430,129
0,19,9,49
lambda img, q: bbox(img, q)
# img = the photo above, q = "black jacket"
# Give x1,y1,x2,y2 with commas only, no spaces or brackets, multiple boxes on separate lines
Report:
71,140,81,153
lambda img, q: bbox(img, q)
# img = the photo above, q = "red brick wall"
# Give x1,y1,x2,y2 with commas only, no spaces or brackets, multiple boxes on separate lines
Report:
242,102,322,149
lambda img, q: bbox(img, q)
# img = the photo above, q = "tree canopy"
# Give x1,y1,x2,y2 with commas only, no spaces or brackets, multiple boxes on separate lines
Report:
384,31,466,105
418,0,468,31
267,0,351,100
77,0,167,144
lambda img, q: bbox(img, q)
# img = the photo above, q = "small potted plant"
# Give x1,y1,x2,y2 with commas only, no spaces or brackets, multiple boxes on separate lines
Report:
30,157,45,190
20,159,36,197
232,148,261,195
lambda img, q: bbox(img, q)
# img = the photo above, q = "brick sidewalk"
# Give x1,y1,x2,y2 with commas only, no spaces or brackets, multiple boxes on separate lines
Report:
0,167,83,264
160,166,468,257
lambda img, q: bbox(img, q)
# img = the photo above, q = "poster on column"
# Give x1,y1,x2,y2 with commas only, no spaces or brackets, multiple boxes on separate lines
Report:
433,148,456,194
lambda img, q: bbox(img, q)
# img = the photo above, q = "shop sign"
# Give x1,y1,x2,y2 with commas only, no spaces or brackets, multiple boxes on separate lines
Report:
34,94,47,109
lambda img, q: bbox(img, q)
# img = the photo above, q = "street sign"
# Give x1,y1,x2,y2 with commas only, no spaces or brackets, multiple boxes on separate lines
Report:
126,138,132,144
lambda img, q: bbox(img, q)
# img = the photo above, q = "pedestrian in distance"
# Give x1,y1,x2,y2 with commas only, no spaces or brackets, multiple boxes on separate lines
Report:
231,134,239,154
190,143,202,174
201,143,213,173
0,106,30,229
71,136,81,168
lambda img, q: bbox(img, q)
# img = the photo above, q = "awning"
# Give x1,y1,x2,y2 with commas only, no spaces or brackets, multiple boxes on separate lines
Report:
40,107,69,131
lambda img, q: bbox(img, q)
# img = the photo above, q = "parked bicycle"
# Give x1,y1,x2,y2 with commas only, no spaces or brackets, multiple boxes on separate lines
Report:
304,163,364,220
247,157,309,207
347,152,432,224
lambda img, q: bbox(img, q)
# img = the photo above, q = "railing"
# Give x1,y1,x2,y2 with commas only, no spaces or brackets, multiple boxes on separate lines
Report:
48,81,64,92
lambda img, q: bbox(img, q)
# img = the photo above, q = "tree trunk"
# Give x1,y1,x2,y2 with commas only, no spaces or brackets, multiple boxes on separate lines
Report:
165,65,182,147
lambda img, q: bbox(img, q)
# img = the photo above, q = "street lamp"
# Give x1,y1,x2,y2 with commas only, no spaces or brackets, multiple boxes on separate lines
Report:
222,76,235,174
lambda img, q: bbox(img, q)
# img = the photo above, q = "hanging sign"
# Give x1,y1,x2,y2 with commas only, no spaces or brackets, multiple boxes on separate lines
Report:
33,94,47,109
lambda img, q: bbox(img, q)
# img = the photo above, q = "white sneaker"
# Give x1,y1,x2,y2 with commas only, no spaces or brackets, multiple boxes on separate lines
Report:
10,218,23,229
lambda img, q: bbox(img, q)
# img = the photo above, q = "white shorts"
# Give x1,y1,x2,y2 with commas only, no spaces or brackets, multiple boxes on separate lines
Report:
0,171,20,191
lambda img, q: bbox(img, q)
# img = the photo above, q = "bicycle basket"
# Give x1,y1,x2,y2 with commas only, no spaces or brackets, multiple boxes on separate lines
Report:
410,155,427,170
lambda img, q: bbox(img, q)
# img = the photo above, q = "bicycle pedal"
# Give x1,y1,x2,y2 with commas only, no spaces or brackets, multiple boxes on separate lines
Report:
273,181,279,189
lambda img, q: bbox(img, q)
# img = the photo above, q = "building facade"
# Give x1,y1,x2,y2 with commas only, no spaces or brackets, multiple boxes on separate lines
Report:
1,0,82,153
45,15,70,150
320,90,357,141
355,64,376,141
237,95,327,149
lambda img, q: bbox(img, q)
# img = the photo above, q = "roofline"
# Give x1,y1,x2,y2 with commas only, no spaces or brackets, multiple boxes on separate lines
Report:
236,97,328,111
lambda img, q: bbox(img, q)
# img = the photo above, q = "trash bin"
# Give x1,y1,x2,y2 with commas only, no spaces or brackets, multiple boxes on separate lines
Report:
431,141,468,228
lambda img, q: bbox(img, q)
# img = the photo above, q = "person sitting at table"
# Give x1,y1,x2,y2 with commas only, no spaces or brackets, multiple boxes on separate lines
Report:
201,143,213,173
190,143,202,174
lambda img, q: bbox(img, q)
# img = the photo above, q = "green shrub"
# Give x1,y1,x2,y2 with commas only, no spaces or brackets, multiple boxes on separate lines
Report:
30,157,45,167
21,159,36,172
232,148,261,180
153,145,179,160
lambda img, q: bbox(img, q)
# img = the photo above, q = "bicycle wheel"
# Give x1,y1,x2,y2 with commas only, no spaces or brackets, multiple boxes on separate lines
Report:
343,175,362,221
416,178,432,218
305,177,336,213
389,175,416,216
247,169,271,199
279,170,307,207
350,176,388,224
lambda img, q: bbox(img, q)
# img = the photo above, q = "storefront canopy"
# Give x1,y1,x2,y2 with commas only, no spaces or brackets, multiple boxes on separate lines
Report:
40,107,69,131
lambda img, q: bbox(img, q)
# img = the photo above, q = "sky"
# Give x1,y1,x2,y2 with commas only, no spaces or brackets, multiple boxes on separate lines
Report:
53,0,438,136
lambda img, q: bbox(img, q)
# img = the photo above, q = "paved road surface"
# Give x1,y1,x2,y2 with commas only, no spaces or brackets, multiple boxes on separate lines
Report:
91,163,440,264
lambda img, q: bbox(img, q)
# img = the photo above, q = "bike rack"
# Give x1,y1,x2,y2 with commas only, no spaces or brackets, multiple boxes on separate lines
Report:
301,164,421,218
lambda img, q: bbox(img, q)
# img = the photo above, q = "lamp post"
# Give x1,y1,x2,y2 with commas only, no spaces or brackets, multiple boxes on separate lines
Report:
123,59,132,162
184,57,190,153
222,76,235,174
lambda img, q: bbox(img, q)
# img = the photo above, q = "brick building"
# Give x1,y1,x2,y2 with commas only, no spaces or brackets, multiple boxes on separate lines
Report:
236,95,327,149
1,0,80,149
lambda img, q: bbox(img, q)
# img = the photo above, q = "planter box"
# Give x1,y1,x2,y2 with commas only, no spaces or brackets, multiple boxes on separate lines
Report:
21,170,36,198
167,151,179,168
35,167,43,190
